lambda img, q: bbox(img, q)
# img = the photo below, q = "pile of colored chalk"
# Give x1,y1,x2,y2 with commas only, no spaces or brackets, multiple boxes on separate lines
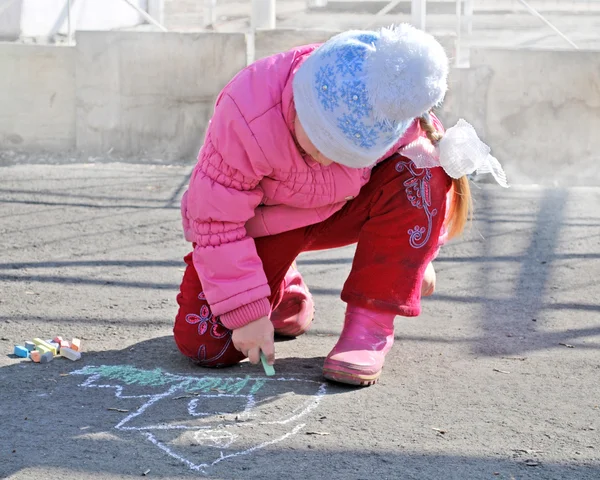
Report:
13,336,82,364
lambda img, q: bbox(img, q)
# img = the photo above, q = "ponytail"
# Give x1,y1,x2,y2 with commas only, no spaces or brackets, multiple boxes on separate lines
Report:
419,114,472,239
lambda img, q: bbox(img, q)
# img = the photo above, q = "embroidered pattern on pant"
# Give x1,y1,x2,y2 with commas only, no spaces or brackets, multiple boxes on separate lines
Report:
395,160,438,249
185,292,233,365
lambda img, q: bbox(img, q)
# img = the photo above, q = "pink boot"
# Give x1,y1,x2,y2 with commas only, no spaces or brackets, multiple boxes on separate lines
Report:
322,305,395,386
271,263,314,337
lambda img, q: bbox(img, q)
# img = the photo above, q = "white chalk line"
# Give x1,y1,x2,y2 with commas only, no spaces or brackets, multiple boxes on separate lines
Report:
144,423,307,473
188,393,254,419
78,374,155,399
211,423,306,467
143,431,208,473
242,394,256,418
115,385,182,430
193,429,239,448
260,383,327,426
71,365,323,385
76,369,327,429
77,370,327,429
72,366,327,473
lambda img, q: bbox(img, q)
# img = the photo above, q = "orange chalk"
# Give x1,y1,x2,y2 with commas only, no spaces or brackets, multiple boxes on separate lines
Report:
30,351,41,363
70,338,81,352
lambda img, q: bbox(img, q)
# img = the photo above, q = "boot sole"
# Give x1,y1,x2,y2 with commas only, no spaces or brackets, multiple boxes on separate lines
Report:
322,367,381,387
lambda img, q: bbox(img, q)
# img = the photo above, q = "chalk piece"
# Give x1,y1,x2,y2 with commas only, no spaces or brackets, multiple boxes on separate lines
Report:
14,345,29,358
60,340,70,349
53,336,63,344
24,341,36,351
30,351,41,363
60,347,81,361
40,351,53,364
49,341,60,353
35,344,51,355
260,351,275,376
70,338,81,352
33,338,57,355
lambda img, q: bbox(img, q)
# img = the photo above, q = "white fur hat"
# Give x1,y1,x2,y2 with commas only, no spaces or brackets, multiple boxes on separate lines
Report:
293,24,449,168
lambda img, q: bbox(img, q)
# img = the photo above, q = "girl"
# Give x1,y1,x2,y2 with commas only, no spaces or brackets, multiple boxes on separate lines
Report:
174,25,507,386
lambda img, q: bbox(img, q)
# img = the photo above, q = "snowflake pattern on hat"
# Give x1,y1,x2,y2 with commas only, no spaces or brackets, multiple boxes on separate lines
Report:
314,40,383,149
315,65,339,112
340,80,371,118
337,114,378,149
293,25,449,168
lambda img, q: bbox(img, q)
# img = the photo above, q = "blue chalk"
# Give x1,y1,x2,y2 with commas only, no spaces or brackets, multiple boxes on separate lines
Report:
14,345,29,358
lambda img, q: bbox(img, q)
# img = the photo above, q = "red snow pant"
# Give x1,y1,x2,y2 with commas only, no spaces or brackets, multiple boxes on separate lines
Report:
174,154,451,367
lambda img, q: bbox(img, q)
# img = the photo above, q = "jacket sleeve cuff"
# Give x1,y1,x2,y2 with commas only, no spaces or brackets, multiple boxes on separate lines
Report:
220,298,271,330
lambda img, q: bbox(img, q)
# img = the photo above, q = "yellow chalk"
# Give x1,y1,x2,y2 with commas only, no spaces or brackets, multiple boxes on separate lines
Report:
33,338,57,355
35,344,51,355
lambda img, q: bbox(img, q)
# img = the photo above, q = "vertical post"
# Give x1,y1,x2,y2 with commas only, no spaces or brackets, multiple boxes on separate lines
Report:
203,0,216,28
251,0,276,30
464,0,473,35
67,0,73,45
148,0,165,25
455,0,461,67
411,0,426,30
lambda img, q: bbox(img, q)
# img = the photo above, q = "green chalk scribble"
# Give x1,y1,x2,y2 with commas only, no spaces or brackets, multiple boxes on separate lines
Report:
76,365,178,387
72,365,267,395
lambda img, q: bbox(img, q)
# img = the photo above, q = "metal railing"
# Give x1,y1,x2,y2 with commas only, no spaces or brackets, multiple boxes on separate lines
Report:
0,0,168,44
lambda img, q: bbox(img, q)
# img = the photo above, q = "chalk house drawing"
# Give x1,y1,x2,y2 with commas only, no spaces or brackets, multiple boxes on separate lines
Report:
71,365,327,473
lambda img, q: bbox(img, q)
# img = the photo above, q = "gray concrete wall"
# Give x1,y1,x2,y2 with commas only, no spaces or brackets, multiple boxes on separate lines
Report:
1,31,599,185
75,31,246,160
440,48,600,186
163,0,203,31
252,28,456,63
0,43,75,150
253,29,339,62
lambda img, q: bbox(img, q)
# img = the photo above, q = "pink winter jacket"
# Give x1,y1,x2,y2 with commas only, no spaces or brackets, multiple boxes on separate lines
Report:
181,44,429,330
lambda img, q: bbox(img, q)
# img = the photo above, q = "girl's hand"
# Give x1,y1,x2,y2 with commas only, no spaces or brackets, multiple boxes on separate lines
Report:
421,262,436,297
231,316,275,365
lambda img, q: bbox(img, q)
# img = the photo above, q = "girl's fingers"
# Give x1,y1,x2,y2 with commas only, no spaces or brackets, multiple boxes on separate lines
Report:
247,347,261,365
261,341,276,365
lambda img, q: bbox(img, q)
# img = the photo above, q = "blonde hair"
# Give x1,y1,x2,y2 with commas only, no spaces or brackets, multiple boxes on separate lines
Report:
419,114,472,239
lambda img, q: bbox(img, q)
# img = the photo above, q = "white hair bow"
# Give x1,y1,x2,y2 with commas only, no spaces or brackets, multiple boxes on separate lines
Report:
400,119,509,188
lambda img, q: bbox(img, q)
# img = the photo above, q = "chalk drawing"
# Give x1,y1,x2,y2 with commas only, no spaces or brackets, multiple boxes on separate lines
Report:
192,429,238,448
71,365,327,473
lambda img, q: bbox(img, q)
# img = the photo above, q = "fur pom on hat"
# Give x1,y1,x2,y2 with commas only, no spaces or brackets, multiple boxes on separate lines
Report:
293,24,449,168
